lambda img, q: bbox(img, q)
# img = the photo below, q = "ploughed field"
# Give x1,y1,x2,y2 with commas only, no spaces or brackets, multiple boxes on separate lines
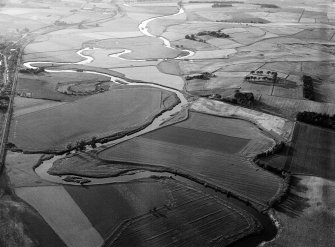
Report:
9,86,179,151
285,122,335,179
98,112,283,208
64,178,261,247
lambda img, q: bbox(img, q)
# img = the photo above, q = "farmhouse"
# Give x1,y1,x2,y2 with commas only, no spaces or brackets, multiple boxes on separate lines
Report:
244,70,278,83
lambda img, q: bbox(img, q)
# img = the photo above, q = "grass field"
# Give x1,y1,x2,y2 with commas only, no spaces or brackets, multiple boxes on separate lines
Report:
285,122,335,179
13,97,65,117
10,86,179,151
259,95,335,119
5,152,53,187
265,175,335,247
16,186,104,247
65,178,260,246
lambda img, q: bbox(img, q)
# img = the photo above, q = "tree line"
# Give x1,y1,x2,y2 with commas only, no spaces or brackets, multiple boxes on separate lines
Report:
296,111,335,129
302,75,314,100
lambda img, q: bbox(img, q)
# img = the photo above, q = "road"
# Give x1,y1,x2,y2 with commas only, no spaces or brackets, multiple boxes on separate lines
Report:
0,42,24,173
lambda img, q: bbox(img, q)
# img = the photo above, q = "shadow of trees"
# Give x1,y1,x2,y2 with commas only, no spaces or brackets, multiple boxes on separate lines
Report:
275,176,310,218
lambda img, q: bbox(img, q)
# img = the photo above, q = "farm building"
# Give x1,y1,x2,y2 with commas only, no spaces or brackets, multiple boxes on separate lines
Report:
245,70,278,83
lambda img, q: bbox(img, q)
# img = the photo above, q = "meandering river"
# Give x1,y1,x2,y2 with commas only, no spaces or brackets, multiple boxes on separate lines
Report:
26,7,193,185
21,5,277,246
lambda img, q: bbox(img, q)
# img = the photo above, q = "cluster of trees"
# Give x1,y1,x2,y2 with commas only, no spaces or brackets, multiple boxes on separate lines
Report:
255,142,285,159
254,160,288,178
212,3,232,7
185,72,216,80
302,75,314,100
185,34,206,43
185,30,230,43
245,70,277,82
66,136,98,153
54,20,67,26
63,176,90,185
0,95,9,112
296,111,335,129
232,90,255,106
19,67,45,74
197,30,230,38
209,90,255,107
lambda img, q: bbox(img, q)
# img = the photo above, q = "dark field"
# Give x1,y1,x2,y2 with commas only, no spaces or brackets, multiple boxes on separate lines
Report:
65,178,259,246
143,125,249,154
176,112,270,140
99,137,282,207
286,122,335,179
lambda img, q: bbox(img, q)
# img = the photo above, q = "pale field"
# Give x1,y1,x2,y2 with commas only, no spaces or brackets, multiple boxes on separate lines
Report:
229,30,274,45
260,62,302,76
186,71,246,92
23,10,148,63
301,62,335,79
148,18,185,36
207,38,243,49
220,62,264,72
263,12,301,23
157,60,182,76
177,111,272,141
0,13,46,34
235,40,335,63
265,176,335,247
179,59,224,74
5,152,53,187
189,11,232,22
172,38,216,51
13,97,65,117
59,11,114,24
24,49,84,63
241,82,273,95
80,48,159,68
260,25,304,36
114,66,184,90
128,5,179,16
260,95,335,118
286,75,302,85
162,22,228,41
89,36,181,60
316,83,335,103
191,49,237,59
271,84,303,100
186,77,243,92
191,98,294,141
0,0,85,34
16,186,104,247
24,32,89,63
